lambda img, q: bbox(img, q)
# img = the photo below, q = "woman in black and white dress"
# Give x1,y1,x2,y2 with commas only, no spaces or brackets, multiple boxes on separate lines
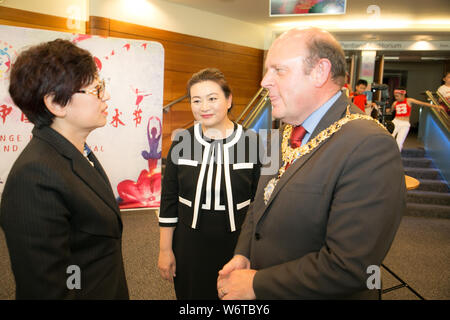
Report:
158,68,261,299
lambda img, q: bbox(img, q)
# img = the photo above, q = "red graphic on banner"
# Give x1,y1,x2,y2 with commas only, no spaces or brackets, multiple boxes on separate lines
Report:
72,34,92,43
110,108,125,128
132,88,152,107
131,87,152,127
133,108,142,127
94,56,102,71
91,41,150,72
0,104,13,123
20,112,30,123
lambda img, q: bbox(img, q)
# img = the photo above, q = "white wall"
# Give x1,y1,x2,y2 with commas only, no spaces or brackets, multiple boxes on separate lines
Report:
89,0,266,49
1,0,88,32
0,0,267,49
0,0,88,20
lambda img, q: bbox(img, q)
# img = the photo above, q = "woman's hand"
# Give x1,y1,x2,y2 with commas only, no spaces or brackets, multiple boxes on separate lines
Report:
158,249,176,281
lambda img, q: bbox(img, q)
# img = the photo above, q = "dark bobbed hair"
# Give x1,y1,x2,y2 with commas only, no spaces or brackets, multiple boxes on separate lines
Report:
186,68,233,110
303,35,347,87
9,39,97,128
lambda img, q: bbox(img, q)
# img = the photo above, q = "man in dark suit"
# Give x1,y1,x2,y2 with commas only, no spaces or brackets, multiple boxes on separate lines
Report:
217,28,405,299
0,39,129,299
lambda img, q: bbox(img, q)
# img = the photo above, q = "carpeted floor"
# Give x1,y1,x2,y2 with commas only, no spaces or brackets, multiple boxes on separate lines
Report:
381,216,450,300
120,210,176,300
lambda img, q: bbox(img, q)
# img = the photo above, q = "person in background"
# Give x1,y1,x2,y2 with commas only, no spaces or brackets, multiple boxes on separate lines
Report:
437,71,450,114
388,87,444,151
158,68,261,299
217,27,405,300
0,39,129,299
350,79,376,114
341,72,350,97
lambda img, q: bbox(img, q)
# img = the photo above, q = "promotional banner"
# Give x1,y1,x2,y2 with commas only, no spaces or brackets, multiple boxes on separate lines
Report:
0,25,163,209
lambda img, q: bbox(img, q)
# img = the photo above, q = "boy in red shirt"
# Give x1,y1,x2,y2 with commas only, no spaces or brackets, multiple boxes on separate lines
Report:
350,79,371,113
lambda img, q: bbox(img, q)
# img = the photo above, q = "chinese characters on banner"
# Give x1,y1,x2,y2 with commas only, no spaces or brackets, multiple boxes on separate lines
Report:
0,25,164,209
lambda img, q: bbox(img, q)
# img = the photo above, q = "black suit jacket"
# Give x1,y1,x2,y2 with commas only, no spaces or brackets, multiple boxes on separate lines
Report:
0,126,129,299
235,94,406,299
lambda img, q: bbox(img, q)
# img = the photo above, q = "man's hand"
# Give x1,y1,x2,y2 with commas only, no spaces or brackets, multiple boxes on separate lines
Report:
217,269,257,300
218,254,250,277
217,255,256,300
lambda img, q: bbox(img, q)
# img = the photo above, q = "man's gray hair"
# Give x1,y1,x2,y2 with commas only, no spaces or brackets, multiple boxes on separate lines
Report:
303,35,346,87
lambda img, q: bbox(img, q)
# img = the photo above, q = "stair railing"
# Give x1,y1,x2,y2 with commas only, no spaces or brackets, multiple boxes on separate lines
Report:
425,90,440,106
235,88,270,128
435,91,450,111
163,94,188,113
425,90,449,132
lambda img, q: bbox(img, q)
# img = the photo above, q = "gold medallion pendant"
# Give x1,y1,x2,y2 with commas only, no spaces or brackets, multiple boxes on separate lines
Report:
263,107,386,205
263,177,278,205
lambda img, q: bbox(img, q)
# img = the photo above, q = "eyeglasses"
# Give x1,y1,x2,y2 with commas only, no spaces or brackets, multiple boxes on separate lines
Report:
77,79,105,99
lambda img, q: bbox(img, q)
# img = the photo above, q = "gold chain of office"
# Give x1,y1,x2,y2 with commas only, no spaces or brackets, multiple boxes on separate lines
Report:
263,106,387,205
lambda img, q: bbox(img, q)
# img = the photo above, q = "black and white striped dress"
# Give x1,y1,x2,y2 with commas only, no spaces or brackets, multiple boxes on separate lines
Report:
159,123,261,299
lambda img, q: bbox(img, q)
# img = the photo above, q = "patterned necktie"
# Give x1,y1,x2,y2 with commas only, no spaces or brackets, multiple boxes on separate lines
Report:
286,125,307,169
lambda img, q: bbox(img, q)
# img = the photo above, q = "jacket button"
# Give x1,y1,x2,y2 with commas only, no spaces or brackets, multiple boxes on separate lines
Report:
255,233,261,240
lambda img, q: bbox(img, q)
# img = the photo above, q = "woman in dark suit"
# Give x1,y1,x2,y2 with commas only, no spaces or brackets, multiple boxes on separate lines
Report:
0,39,129,299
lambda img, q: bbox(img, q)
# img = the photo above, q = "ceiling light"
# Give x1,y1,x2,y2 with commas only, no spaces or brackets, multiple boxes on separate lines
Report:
421,57,448,61
409,41,434,50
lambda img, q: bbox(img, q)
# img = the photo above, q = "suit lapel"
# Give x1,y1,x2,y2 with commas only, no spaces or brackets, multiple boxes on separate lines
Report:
32,127,122,221
88,152,115,191
71,154,121,219
256,94,351,220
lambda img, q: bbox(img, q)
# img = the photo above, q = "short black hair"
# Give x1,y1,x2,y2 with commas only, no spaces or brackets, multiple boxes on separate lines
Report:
9,39,97,128
356,79,368,87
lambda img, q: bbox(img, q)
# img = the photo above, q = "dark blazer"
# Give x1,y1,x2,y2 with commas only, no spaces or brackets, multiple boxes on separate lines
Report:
235,94,406,299
0,126,129,299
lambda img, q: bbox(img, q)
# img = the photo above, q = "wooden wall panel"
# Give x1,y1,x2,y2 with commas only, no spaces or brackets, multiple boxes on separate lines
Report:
108,18,262,57
164,42,224,74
